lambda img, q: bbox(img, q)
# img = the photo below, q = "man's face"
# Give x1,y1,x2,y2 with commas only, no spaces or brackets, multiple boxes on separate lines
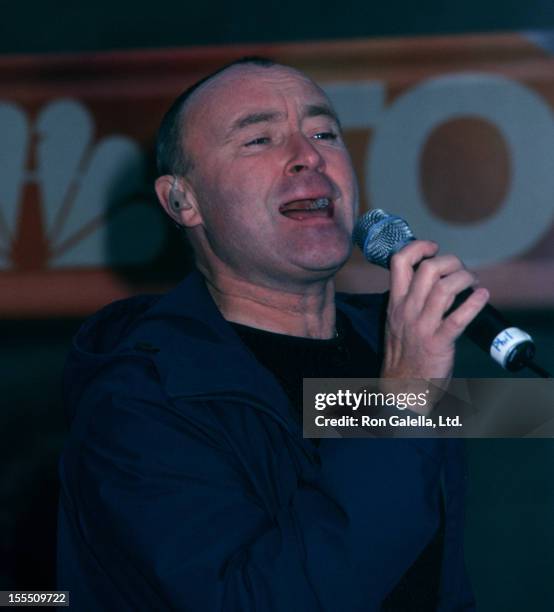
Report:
183,64,358,289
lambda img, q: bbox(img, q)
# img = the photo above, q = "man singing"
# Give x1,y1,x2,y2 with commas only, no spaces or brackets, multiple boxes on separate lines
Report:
58,57,488,610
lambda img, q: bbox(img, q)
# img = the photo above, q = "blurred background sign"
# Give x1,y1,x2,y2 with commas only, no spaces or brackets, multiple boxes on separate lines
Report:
1,32,554,316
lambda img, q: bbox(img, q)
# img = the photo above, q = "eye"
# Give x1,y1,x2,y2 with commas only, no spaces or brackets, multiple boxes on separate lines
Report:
245,136,271,147
313,131,338,141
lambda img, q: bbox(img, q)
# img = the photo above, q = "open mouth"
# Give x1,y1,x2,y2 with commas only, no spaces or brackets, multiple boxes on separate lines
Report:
278,197,333,221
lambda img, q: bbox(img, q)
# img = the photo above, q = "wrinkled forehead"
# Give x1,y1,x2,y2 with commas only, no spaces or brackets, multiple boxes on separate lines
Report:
183,64,335,141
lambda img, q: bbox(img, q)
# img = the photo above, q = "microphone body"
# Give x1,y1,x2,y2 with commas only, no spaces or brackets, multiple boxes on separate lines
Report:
352,209,535,372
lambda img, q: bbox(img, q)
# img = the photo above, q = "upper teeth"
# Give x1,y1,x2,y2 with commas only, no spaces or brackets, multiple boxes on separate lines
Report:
313,198,329,209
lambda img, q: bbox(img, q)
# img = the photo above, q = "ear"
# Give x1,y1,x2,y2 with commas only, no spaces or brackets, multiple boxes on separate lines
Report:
155,174,203,228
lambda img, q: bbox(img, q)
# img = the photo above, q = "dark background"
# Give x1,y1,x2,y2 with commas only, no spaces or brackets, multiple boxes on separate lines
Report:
0,1,554,55
2,1,554,610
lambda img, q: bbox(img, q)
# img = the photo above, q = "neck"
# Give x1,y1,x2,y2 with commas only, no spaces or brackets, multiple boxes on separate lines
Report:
201,269,337,339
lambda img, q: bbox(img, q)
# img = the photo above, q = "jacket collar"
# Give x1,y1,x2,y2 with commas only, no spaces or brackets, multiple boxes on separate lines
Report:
128,270,299,432
123,269,385,438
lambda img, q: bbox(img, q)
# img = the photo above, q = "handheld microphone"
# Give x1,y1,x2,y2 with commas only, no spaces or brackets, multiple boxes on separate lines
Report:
353,208,539,373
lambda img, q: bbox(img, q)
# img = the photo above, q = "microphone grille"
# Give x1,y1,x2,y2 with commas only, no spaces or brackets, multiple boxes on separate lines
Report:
352,209,415,269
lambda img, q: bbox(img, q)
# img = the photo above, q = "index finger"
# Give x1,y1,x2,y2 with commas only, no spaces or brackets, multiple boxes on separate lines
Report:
389,240,439,300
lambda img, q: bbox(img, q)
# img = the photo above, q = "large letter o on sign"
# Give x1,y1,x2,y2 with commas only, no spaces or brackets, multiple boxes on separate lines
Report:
368,74,554,266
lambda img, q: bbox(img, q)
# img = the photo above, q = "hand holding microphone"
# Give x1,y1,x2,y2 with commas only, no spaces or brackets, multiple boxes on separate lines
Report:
381,239,489,382
353,209,550,379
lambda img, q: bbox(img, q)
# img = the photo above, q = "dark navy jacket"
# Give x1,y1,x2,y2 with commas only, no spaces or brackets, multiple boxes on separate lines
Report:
58,270,475,611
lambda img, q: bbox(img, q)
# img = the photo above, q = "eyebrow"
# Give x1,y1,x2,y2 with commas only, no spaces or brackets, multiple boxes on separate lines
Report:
225,103,341,139
227,111,284,137
303,103,341,128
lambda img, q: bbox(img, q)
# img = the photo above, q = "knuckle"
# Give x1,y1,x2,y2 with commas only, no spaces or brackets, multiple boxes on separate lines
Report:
463,277,476,291
412,319,429,339
455,269,475,289
445,254,463,268
418,239,438,252
434,279,451,297
444,313,465,332
388,305,407,328
418,259,434,274
390,249,407,268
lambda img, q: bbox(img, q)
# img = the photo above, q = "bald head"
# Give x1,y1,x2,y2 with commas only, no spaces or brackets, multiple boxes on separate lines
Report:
156,57,278,177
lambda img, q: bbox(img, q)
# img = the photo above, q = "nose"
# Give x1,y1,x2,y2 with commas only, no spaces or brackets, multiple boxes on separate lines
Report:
284,132,325,175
